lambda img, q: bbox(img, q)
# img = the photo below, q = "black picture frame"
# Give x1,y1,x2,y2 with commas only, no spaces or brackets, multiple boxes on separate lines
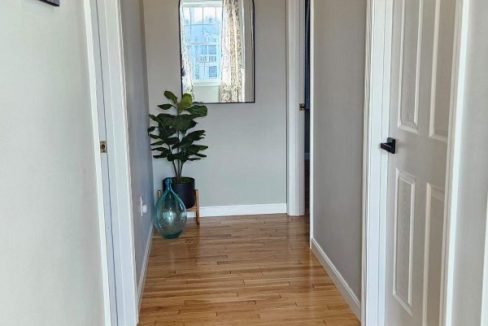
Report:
40,0,60,6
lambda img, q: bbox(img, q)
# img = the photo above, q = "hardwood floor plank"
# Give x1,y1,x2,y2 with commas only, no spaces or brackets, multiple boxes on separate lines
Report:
139,215,359,325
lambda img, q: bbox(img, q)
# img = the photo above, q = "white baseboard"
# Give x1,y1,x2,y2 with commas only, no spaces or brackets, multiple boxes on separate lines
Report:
138,225,153,307
187,203,287,218
311,238,361,319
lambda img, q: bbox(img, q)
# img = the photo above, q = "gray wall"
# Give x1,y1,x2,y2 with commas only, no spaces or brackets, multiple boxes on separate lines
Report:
119,0,154,288
0,1,105,324
312,0,366,298
451,0,488,323
143,0,287,207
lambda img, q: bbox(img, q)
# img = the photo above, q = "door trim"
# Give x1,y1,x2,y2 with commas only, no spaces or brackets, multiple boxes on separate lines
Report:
85,0,139,325
286,0,306,217
439,0,470,324
481,193,488,325
362,0,470,325
362,0,393,324
83,0,114,324
309,0,315,243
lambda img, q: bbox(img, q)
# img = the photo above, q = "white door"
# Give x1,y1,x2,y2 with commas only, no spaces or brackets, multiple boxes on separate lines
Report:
385,0,456,325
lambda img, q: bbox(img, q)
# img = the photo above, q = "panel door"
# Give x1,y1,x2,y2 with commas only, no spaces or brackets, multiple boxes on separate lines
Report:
385,0,456,325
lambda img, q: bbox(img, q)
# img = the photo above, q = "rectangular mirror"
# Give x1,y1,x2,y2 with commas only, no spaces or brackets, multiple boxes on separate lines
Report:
179,0,255,104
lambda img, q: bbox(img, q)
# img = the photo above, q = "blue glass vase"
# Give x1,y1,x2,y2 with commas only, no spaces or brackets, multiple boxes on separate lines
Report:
154,179,188,239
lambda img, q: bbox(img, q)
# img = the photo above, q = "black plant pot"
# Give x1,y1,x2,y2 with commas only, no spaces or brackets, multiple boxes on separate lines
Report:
163,177,196,209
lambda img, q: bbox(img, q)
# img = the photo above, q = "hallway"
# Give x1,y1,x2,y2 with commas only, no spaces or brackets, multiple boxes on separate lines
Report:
139,215,359,325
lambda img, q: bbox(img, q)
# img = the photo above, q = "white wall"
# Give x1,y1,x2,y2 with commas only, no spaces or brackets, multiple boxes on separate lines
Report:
312,0,366,298
119,0,154,291
193,84,220,103
143,0,287,208
0,1,105,325
450,0,488,323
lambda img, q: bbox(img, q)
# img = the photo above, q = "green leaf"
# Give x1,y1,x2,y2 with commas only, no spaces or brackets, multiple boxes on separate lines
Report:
165,137,179,145
157,103,174,111
156,127,176,141
151,113,175,128
155,113,175,121
186,144,209,154
152,146,171,157
184,130,205,141
147,126,156,133
178,93,193,112
150,141,165,146
168,152,187,162
166,153,176,162
164,91,178,104
173,115,196,132
174,130,205,149
186,104,208,117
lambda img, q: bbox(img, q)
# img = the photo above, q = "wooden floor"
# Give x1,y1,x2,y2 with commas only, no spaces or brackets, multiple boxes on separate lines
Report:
139,215,359,326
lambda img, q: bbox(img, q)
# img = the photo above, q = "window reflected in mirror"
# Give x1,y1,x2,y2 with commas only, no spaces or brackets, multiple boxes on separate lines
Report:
179,0,255,103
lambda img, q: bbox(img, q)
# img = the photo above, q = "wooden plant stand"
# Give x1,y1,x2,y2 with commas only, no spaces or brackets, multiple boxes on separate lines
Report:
187,190,201,226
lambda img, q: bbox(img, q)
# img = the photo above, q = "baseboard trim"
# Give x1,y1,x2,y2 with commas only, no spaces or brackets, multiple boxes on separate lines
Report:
138,225,153,307
187,203,287,218
310,237,361,319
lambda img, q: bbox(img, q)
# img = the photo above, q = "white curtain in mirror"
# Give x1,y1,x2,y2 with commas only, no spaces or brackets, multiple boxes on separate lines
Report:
181,31,194,94
220,0,243,102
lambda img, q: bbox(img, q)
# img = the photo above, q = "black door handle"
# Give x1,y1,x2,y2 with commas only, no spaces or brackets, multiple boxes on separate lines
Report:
380,137,396,154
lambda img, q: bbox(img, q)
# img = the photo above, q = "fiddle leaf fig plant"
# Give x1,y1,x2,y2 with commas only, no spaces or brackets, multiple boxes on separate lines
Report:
148,91,208,182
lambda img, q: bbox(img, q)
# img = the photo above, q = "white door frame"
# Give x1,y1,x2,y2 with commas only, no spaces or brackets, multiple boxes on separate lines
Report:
362,0,470,325
84,0,139,325
84,1,115,324
482,194,488,325
361,0,393,323
438,1,470,324
309,0,315,241
286,0,306,217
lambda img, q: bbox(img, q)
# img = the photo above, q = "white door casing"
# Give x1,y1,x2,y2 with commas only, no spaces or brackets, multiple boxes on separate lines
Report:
84,0,117,324
287,0,306,217
85,0,139,324
384,0,456,325
85,0,118,323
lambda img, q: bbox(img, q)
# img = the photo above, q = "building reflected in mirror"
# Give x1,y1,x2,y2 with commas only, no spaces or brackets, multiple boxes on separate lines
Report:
179,0,255,103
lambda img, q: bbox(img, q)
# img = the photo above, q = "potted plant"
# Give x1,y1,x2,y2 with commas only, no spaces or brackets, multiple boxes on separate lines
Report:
148,91,208,208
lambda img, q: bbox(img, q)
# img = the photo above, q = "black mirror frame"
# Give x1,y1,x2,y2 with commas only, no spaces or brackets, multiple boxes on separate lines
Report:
40,0,60,6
